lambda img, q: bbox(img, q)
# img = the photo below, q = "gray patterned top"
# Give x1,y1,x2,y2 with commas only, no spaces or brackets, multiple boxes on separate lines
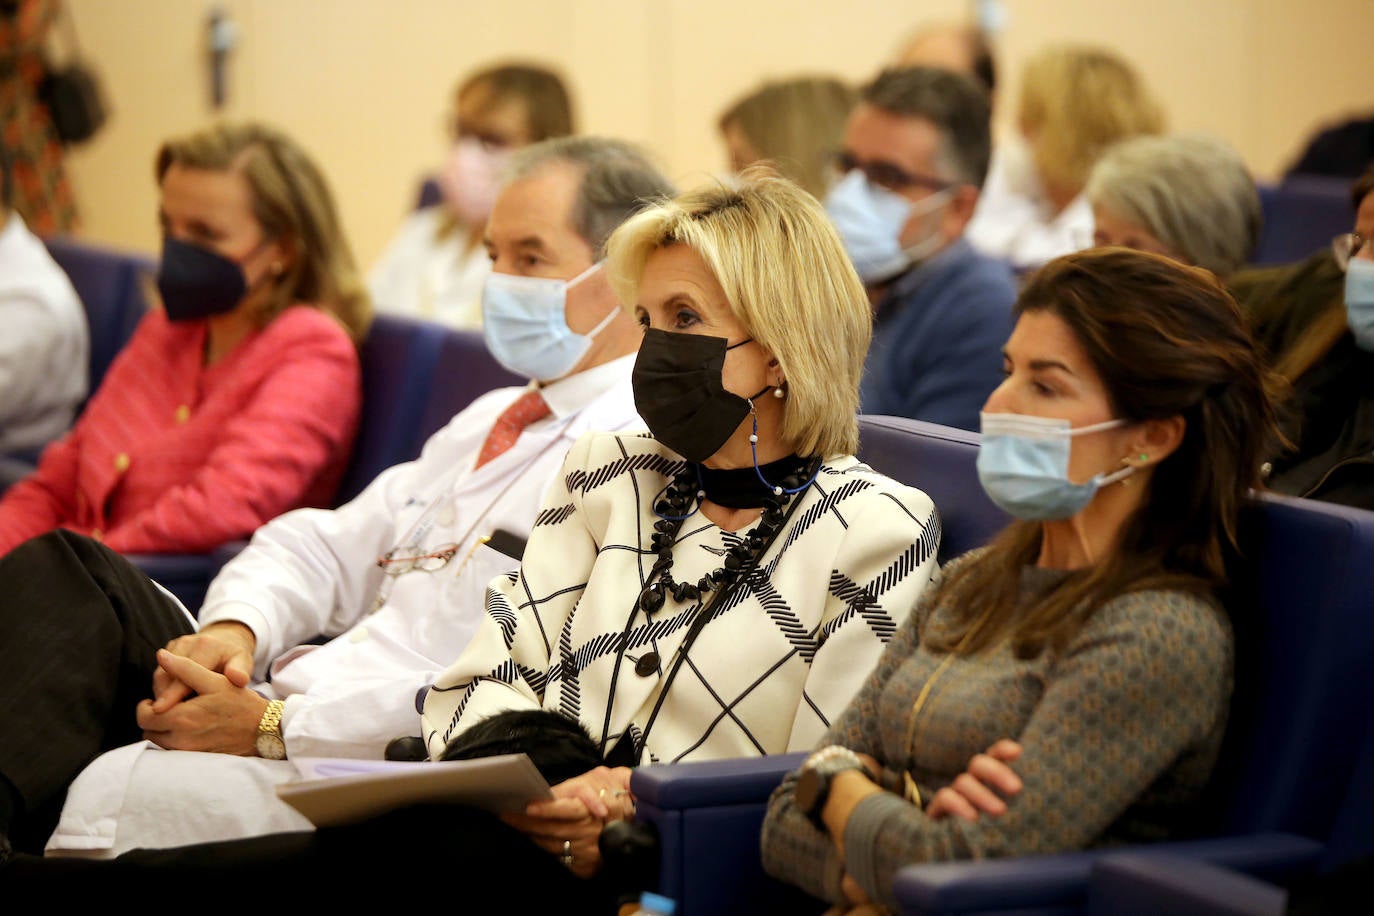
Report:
760,551,1233,909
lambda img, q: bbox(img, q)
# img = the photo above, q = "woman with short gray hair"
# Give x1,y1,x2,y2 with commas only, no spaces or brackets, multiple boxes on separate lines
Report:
1087,133,1261,278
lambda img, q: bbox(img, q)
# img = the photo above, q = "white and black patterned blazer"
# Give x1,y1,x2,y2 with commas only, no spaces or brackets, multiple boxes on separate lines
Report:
422,430,940,764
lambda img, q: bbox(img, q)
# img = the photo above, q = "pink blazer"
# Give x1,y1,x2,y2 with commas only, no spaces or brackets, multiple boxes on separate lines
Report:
0,305,362,555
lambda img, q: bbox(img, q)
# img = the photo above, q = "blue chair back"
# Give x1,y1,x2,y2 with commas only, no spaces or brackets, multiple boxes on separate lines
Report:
43,236,154,392
1212,494,1374,846
1251,177,1352,266
415,328,523,446
857,415,1008,562
333,314,449,505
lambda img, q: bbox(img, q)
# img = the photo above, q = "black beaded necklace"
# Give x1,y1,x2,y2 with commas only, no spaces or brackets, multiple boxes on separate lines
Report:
639,454,820,613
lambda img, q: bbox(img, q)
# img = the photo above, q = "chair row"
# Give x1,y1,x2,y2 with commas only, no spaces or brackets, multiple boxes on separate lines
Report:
38,235,522,610
629,413,1374,916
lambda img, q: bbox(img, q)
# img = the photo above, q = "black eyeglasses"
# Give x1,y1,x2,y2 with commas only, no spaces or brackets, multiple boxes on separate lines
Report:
832,151,954,194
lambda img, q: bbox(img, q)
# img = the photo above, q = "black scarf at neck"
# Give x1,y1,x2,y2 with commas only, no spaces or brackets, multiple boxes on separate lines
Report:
691,453,812,509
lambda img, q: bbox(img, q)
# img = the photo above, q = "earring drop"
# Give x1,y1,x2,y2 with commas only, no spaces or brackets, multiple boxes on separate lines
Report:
772,383,786,399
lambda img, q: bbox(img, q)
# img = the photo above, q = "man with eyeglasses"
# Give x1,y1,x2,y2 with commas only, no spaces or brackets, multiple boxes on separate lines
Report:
1229,163,1374,510
826,66,1016,433
29,138,675,858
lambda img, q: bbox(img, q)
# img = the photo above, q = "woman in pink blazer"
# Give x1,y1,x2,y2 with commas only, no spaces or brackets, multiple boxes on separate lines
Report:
0,123,371,556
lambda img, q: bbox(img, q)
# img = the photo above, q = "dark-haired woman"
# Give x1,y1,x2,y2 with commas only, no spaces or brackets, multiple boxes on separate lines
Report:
761,248,1280,913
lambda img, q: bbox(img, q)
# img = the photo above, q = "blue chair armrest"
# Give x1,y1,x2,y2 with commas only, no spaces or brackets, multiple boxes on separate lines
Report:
1088,852,1287,916
893,833,1322,915
631,753,824,916
632,752,805,808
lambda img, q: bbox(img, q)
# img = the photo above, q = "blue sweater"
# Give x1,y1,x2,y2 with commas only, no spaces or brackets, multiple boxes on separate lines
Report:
859,240,1017,432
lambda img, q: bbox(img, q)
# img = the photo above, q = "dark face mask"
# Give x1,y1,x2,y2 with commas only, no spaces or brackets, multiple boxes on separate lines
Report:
632,328,767,463
156,236,253,322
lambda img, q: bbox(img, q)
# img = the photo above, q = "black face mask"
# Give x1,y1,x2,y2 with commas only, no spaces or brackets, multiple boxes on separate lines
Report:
156,236,251,322
632,328,769,463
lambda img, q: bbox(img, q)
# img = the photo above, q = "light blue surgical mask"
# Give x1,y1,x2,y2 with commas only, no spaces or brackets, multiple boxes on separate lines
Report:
977,412,1135,521
481,262,616,381
1344,258,1374,352
825,170,952,285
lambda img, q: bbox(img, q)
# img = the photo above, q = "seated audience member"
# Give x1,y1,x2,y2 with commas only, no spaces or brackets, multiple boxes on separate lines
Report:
3,173,940,911
1087,133,1262,279
893,20,997,101
760,248,1278,912
369,62,574,328
0,122,367,557
966,46,1165,272
827,66,1015,432
718,75,857,199
1230,165,1374,509
0,142,87,461
1,138,673,859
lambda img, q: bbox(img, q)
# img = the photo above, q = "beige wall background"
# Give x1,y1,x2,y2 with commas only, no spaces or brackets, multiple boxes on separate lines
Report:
57,0,1374,267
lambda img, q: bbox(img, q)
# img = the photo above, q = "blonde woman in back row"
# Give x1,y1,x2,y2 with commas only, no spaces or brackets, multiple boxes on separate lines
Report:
966,45,1164,272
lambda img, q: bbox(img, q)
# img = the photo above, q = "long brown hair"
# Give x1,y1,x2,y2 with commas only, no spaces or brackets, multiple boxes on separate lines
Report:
930,248,1280,655
156,122,372,342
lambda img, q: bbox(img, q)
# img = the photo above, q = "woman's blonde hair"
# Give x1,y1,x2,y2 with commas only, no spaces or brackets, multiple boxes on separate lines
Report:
1019,46,1164,197
156,122,372,341
605,168,871,457
717,76,857,199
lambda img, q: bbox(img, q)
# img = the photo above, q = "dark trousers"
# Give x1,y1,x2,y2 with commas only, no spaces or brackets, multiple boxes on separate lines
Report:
0,530,194,852
4,805,618,912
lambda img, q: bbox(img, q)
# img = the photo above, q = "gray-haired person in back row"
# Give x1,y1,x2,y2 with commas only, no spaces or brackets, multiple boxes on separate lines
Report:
4,136,674,858
1087,133,1262,279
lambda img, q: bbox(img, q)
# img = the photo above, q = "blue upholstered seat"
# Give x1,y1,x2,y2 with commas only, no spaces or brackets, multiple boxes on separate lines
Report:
43,235,154,394
1251,176,1354,266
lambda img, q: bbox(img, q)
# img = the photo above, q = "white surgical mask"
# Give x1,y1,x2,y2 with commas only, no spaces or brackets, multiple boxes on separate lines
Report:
1344,258,1374,352
976,412,1135,521
481,262,616,382
825,170,952,285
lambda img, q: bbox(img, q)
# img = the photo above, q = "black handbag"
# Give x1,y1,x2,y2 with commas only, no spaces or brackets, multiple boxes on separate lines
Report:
38,1,107,145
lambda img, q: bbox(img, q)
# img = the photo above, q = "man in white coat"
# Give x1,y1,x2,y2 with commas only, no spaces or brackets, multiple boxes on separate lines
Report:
45,137,675,856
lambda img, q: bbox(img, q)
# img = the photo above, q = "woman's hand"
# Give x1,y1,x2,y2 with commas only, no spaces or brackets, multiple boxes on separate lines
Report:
500,766,634,879
926,739,1023,822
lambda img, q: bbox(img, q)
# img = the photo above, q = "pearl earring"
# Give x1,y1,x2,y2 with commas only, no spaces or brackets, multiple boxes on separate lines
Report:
772,385,786,399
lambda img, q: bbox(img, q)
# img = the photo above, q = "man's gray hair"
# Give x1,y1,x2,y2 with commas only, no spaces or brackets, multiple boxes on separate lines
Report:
506,136,676,256
1087,133,1261,277
862,66,992,189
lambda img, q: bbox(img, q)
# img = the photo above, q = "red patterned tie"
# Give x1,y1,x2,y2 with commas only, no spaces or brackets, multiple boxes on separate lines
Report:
475,389,552,468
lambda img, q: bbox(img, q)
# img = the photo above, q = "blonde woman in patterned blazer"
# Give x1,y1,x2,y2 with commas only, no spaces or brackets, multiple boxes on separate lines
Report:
762,248,1281,913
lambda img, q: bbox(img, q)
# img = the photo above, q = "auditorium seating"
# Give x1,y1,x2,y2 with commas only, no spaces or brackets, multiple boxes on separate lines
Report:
856,415,1007,562
629,421,1374,916
44,236,154,396
1251,176,1353,266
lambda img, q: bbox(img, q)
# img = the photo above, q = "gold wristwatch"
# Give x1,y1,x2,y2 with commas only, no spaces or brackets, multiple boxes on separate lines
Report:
255,699,287,759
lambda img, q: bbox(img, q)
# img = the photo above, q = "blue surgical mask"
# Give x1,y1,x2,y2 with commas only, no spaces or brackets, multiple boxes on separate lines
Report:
977,412,1135,521
481,263,616,381
1344,258,1374,352
825,170,952,285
